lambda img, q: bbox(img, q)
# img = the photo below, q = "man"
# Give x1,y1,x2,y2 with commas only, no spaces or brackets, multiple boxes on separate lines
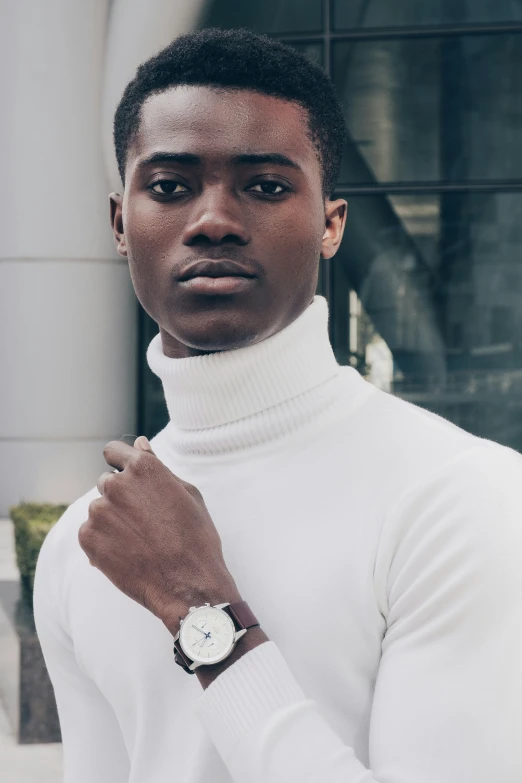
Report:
34,28,522,783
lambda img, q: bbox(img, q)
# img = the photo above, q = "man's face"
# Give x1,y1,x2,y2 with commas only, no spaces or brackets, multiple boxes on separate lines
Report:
110,86,347,358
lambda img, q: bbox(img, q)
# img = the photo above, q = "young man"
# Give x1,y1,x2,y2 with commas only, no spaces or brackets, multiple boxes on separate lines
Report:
34,28,522,783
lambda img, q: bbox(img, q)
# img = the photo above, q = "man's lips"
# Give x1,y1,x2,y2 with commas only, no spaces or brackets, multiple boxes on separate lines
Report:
176,258,258,295
177,258,256,281
178,276,256,295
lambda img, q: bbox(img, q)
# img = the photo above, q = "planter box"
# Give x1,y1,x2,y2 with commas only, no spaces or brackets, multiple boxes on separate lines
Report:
0,580,61,743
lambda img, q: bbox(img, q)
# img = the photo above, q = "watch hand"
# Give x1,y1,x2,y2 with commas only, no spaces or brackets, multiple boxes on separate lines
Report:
191,633,211,648
191,624,207,636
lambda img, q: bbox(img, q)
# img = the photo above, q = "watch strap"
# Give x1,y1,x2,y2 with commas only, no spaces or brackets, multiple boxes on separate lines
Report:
173,600,259,674
223,599,260,631
173,638,195,672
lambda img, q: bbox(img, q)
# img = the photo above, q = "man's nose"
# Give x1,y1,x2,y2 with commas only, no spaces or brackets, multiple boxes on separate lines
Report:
182,187,250,245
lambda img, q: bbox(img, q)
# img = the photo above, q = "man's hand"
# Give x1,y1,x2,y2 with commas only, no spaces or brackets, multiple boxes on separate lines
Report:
78,436,242,637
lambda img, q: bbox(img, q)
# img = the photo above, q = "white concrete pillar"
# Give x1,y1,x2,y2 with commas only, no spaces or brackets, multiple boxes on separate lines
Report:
102,0,207,189
0,0,137,516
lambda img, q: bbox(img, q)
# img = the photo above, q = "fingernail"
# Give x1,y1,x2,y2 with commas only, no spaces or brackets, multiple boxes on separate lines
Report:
137,436,151,449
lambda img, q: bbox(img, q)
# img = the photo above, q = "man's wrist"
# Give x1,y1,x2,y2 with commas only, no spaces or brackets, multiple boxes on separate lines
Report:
161,581,243,638
195,625,269,690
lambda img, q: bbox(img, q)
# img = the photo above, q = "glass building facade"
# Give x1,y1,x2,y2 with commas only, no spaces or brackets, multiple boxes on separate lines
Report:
138,0,522,452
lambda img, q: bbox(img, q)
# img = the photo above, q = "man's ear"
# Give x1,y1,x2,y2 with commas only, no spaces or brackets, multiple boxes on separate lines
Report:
321,198,348,259
109,192,127,258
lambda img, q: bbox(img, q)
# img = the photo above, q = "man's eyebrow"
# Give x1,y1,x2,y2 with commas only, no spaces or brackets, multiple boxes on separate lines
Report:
136,152,201,169
136,151,302,171
231,153,302,171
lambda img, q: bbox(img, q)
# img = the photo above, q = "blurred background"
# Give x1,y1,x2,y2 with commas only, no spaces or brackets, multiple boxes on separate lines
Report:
1,0,522,773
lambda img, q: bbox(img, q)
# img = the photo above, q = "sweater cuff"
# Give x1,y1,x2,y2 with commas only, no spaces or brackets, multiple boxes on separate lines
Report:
193,640,306,761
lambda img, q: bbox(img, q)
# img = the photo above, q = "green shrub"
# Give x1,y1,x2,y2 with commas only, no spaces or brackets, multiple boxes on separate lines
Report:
8,502,68,609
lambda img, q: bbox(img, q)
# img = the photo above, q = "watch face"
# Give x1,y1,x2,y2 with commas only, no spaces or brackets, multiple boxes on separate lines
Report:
179,606,236,665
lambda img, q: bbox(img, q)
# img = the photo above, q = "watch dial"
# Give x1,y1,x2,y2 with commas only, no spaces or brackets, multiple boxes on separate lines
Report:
179,606,236,664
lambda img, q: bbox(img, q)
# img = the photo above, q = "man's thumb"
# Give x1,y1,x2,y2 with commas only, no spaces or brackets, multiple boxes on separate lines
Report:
134,435,155,455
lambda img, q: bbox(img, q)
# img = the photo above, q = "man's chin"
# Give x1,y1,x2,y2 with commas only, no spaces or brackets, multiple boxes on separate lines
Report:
160,317,265,357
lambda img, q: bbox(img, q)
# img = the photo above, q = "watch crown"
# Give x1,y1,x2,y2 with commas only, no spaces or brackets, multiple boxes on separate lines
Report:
205,602,210,606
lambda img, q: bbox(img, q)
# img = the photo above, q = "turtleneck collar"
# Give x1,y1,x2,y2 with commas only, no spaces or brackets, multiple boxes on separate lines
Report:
146,296,355,458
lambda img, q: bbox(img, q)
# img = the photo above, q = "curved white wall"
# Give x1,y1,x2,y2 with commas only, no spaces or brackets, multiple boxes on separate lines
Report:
1,0,115,260
102,0,207,190
0,0,132,516
0,0,207,516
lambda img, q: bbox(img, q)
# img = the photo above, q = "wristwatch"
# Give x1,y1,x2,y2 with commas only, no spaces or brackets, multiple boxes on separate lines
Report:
173,599,260,674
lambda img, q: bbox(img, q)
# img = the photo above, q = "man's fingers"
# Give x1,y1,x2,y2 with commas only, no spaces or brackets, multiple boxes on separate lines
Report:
131,436,200,496
97,470,118,496
134,435,156,455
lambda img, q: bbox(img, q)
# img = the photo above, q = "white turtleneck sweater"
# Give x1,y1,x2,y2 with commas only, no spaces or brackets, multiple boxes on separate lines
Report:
34,295,522,783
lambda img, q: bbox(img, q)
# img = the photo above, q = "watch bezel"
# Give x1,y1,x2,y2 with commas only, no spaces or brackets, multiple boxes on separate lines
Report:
179,605,237,666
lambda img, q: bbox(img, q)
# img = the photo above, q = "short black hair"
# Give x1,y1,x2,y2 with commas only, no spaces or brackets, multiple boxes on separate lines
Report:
113,27,347,198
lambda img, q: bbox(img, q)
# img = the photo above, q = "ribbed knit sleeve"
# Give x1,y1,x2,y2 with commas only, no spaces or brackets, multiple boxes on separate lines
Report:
194,443,522,783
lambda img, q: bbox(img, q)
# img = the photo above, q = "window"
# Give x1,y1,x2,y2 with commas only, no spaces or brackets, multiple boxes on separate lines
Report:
333,0,522,30
334,34,522,182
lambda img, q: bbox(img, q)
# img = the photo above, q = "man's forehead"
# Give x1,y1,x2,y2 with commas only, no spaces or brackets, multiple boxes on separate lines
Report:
133,85,314,160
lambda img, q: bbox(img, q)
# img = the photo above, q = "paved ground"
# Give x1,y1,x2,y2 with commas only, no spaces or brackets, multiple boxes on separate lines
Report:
0,518,63,782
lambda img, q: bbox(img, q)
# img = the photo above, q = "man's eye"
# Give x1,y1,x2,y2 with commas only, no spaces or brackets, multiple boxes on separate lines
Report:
149,180,189,195
249,182,288,196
